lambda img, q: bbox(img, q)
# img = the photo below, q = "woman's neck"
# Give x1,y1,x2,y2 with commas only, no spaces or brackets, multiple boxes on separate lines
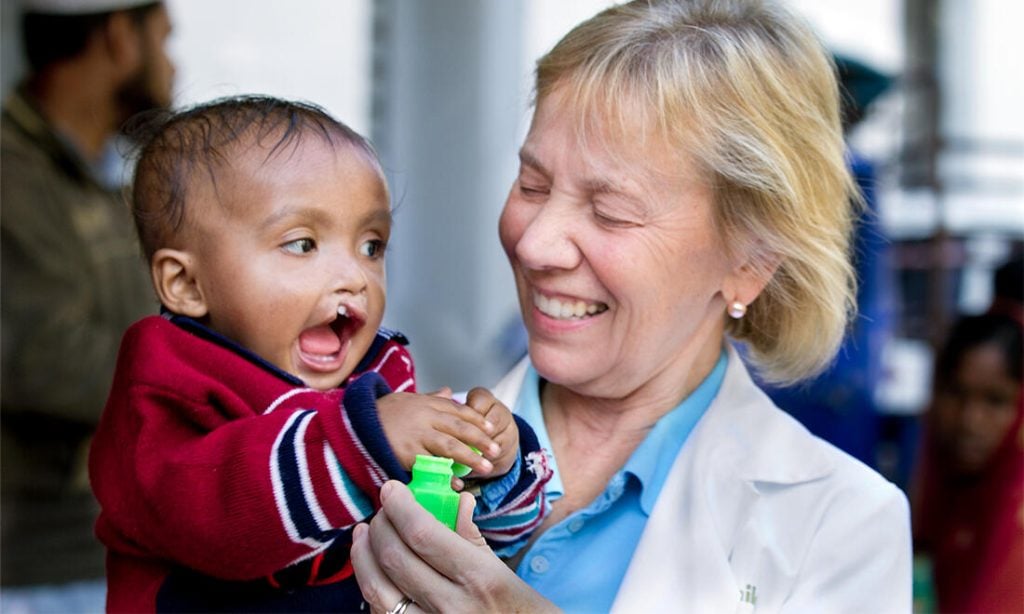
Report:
545,337,723,437
539,339,723,507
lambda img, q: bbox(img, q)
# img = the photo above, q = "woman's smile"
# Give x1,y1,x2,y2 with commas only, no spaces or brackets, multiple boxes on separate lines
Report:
532,290,608,321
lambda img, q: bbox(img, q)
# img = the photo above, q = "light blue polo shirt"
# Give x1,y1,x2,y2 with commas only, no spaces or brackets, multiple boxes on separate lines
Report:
513,351,727,613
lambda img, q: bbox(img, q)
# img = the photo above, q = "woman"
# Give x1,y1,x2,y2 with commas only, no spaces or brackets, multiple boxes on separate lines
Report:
352,0,911,611
913,313,1023,613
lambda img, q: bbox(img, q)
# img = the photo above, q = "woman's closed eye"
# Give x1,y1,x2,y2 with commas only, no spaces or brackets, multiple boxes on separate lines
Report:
593,207,642,229
519,183,549,199
282,237,316,254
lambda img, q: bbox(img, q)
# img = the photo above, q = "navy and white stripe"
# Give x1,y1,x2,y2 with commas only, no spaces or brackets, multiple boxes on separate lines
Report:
270,411,344,549
369,344,414,392
324,444,374,520
340,408,388,486
263,388,317,415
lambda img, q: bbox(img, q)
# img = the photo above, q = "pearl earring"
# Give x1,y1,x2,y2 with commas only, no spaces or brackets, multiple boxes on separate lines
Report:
728,301,747,319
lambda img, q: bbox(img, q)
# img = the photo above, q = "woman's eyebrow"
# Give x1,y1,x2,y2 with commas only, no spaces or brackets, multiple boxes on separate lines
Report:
517,148,549,176
519,148,614,190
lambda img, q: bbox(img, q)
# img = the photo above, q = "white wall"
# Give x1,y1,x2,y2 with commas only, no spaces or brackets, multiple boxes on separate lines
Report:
165,0,373,134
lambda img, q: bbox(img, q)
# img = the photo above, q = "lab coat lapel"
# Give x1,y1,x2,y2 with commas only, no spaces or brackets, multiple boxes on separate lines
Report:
611,345,834,612
611,345,760,611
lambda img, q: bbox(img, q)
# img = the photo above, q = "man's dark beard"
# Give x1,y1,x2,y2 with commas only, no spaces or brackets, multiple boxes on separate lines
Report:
115,53,167,128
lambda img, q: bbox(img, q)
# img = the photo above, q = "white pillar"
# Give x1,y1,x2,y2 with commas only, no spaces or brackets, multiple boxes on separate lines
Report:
372,0,527,391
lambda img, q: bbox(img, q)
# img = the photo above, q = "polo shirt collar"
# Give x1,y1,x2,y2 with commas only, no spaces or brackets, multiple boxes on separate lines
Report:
514,350,729,514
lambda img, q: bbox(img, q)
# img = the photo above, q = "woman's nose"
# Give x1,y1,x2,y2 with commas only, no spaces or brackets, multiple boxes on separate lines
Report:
514,198,582,272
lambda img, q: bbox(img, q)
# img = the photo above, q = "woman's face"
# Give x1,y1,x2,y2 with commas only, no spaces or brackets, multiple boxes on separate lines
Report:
499,91,749,400
932,342,1021,475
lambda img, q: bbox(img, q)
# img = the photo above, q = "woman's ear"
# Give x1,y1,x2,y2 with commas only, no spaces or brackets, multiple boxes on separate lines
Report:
723,249,782,307
151,249,207,318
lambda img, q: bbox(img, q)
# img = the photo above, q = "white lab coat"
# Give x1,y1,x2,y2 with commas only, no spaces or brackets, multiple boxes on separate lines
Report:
492,344,911,613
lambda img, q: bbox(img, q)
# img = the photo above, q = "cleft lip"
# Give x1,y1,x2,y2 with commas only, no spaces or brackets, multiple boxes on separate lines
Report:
332,301,367,337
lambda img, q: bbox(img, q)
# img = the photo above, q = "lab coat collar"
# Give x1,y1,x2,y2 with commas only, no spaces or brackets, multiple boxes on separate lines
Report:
610,343,836,612
703,344,835,486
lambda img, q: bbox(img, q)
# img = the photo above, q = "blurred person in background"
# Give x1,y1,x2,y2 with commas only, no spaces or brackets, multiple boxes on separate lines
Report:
0,0,174,608
989,253,1023,324
912,310,1023,613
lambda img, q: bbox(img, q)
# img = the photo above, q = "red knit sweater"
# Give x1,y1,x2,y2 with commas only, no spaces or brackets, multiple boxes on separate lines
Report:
90,315,417,611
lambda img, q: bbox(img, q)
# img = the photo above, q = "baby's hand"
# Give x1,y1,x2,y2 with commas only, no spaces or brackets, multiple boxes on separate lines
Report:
464,387,519,477
376,390,499,475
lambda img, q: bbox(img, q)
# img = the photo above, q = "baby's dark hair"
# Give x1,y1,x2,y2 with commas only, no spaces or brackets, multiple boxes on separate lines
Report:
129,94,382,260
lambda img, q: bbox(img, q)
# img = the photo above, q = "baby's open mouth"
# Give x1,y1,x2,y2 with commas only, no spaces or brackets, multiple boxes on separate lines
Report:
297,307,364,370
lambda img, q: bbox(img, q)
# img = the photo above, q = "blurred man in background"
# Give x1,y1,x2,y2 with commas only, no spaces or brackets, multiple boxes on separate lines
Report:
1,0,174,607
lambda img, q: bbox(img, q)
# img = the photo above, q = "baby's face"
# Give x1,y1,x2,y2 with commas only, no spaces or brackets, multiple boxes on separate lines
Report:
189,139,390,390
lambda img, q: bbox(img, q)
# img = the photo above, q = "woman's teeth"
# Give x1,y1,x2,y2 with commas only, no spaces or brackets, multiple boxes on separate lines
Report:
534,292,607,320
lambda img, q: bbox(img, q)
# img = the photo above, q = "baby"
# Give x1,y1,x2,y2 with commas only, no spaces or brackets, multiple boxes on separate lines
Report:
89,95,550,612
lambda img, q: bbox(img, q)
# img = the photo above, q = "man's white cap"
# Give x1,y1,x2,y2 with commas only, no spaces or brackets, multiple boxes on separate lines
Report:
21,0,158,14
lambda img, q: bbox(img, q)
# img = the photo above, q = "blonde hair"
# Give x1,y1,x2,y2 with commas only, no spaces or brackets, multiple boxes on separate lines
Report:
535,0,859,384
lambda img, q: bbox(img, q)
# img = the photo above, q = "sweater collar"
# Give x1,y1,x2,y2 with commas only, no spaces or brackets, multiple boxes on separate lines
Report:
165,313,306,387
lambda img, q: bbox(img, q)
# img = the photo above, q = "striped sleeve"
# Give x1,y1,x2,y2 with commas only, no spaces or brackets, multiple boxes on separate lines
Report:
267,373,409,566
472,415,552,556
347,330,416,394
363,339,415,393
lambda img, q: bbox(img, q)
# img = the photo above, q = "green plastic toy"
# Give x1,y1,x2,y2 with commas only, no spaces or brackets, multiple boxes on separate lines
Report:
408,455,460,530
449,445,482,478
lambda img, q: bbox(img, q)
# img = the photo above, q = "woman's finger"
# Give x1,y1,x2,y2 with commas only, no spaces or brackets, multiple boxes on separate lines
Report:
352,523,415,614
367,484,464,612
366,482,558,614
377,481,494,580
455,491,487,547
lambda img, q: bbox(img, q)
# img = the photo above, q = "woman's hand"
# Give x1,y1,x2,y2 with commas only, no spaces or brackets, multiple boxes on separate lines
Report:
351,480,558,614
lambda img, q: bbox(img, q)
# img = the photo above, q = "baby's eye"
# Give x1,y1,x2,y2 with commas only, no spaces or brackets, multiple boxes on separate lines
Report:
359,239,385,258
282,238,316,254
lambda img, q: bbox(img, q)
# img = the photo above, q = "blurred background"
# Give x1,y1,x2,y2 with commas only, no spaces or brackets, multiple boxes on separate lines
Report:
3,0,1021,489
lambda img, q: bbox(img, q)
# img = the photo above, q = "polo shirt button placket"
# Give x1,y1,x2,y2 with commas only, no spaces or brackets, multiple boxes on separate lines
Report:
530,555,550,574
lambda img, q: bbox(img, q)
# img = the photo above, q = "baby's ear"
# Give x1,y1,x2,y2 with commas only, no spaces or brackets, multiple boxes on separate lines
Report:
151,249,207,318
